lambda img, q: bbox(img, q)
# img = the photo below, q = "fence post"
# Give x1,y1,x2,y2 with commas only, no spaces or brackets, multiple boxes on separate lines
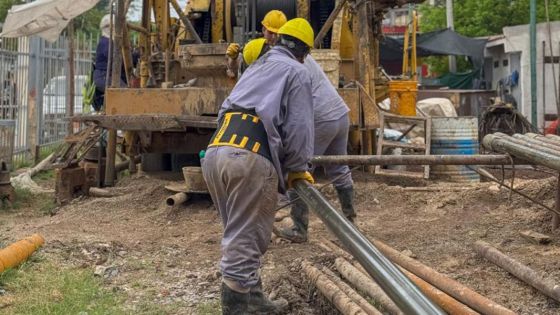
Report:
27,36,40,163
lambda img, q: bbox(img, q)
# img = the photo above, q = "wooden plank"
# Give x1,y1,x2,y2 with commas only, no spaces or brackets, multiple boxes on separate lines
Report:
519,230,551,245
105,87,229,115
338,88,359,127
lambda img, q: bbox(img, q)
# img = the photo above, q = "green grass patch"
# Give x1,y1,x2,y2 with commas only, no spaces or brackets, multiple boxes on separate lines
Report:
0,188,56,215
196,300,221,315
33,170,55,182
1,188,33,211
0,258,126,315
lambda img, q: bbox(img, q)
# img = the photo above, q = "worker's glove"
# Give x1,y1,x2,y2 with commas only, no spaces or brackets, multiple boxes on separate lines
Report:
288,171,315,189
226,43,241,59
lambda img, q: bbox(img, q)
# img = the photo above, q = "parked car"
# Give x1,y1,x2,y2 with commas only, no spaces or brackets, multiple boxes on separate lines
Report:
42,75,87,115
41,75,88,143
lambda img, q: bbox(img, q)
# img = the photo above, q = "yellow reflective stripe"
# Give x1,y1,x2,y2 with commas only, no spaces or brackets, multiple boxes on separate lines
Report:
212,112,233,144
252,142,260,153
240,136,249,148
252,116,259,123
229,134,237,144
242,114,248,120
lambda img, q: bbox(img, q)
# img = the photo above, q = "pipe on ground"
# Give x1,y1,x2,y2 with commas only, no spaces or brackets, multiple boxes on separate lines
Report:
474,241,560,302
166,192,189,206
311,155,511,166
483,133,560,171
302,261,369,315
293,180,444,315
521,133,560,150
371,238,516,315
0,234,45,273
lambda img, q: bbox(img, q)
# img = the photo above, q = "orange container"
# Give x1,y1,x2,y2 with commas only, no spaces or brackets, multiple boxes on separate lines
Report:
0,234,45,273
389,80,418,116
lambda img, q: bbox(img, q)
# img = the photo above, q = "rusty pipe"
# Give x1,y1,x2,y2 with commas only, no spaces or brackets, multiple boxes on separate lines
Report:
483,133,560,171
166,192,189,206
474,240,560,302
0,234,45,273
311,155,512,166
371,238,517,315
294,180,444,315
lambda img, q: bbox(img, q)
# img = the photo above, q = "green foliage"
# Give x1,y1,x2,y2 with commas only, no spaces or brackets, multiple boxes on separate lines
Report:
0,258,126,315
196,300,222,315
73,0,110,36
420,0,560,36
0,0,23,24
418,0,560,75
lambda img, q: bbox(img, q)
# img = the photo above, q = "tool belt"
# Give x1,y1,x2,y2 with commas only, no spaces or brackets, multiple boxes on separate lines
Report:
208,108,272,162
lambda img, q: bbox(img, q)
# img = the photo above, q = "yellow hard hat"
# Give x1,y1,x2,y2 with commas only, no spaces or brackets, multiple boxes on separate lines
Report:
277,18,314,48
261,10,287,33
243,38,267,65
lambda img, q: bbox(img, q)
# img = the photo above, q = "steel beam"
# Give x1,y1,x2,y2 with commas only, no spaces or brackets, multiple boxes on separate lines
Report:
293,180,444,315
311,155,511,166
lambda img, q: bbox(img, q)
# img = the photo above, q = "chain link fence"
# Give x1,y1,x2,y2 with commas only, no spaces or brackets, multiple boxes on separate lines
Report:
0,34,96,168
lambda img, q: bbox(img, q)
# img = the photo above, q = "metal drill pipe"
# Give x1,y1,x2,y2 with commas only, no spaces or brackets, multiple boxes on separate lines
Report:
311,155,511,166
545,134,560,145
512,133,560,154
483,134,560,171
522,133,560,150
493,133,560,156
293,180,445,315
525,133,560,147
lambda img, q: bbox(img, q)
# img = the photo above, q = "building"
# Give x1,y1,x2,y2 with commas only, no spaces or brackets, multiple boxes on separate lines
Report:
484,22,560,129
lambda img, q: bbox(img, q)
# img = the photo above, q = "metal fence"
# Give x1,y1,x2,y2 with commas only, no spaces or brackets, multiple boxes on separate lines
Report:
0,33,96,167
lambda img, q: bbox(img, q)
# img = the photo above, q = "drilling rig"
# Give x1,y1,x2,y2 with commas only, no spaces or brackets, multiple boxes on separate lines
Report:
71,0,423,188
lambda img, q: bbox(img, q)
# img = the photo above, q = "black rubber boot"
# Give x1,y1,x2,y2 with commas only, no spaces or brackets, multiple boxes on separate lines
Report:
336,186,356,222
221,282,249,315
274,190,308,243
248,279,288,314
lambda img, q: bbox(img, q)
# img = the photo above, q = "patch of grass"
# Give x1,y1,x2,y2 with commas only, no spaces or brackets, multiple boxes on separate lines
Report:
0,258,126,315
1,188,56,215
197,300,221,315
38,195,57,215
33,170,55,182
134,301,183,315
1,188,33,210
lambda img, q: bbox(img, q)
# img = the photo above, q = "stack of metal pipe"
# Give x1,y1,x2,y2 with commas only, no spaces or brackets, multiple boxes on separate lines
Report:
482,133,560,171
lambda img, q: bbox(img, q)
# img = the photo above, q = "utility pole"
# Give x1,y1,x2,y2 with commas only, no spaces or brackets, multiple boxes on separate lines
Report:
446,0,456,73
530,0,537,126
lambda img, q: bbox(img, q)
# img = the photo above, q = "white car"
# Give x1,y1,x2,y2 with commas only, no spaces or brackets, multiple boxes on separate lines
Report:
42,75,88,115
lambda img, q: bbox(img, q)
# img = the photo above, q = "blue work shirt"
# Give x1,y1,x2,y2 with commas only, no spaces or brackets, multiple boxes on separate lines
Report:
219,46,314,192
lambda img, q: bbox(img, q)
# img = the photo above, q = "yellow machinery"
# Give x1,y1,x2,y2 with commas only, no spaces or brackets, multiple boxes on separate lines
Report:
83,0,424,184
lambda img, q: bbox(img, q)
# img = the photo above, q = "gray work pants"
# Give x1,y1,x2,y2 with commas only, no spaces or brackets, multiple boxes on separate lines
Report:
314,114,353,188
201,146,278,289
289,114,353,231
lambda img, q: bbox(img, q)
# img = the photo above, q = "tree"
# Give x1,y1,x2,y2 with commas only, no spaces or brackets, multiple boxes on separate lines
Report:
0,0,23,25
419,0,560,74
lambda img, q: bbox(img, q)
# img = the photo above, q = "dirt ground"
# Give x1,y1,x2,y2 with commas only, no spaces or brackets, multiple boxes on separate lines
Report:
2,168,560,314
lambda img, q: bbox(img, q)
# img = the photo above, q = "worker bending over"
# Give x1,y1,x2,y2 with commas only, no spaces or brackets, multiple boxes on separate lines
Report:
236,13,357,243
201,18,315,314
